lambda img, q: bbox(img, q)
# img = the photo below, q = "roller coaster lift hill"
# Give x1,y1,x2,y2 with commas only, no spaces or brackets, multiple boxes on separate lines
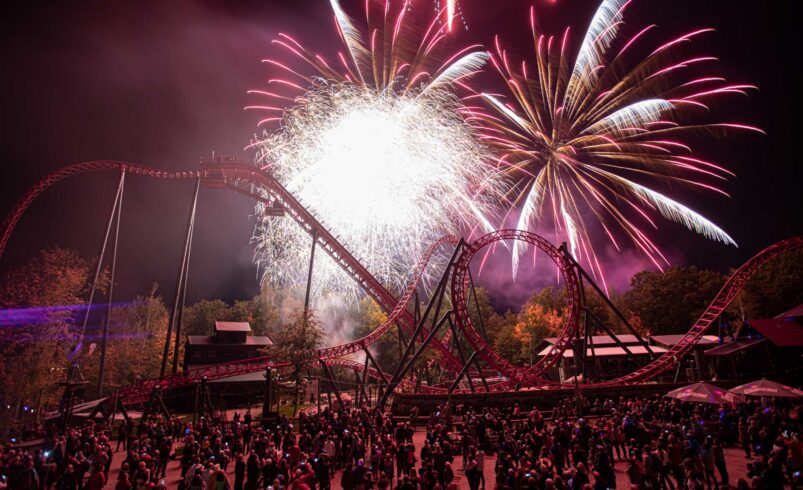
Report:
1,157,800,419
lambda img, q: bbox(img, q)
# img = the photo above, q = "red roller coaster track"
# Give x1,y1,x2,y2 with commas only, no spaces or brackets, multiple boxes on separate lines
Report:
2,160,801,405
0,160,462,403
450,229,582,385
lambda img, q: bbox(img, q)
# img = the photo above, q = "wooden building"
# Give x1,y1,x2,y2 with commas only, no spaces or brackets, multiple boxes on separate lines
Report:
184,321,272,371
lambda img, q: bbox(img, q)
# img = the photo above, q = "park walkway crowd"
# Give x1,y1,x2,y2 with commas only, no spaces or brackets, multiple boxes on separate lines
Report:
1,394,800,489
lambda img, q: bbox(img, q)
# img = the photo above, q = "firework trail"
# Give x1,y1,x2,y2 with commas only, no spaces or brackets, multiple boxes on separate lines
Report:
248,0,505,299
471,0,762,287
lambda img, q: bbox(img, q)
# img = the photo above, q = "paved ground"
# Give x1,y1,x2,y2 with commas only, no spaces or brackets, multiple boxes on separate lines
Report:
103,428,755,489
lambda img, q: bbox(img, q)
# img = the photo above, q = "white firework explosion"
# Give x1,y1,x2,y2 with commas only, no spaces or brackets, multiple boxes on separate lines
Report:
252,83,505,300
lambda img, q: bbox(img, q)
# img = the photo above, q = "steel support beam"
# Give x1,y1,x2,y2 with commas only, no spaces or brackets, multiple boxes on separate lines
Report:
98,172,125,397
161,178,201,376
379,310,452,408
360,355,370,405
448,350,478,393
363,346,389,385
303,228,318,316
75,171,125,363
262,367,272,417
585,308,637,358
172,178,201,373
467,268,489,342
414,291,421,324
319,360,344,410
563,245,654,357
386,242,462,387
476,355,490,392
447,315,475,392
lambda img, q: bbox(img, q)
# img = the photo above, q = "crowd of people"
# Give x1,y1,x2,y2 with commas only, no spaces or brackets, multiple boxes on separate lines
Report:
1,393,800,489
0,420,116,490
450,395,801,490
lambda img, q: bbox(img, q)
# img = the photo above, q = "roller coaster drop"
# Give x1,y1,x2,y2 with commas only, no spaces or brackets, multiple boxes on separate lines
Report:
1,159,801,411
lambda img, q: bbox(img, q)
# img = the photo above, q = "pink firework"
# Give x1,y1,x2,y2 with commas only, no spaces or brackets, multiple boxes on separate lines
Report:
466,0,762,286
246,0,486,125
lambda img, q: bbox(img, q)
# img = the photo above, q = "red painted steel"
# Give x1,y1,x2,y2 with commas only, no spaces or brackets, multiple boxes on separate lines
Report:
583,236,803,387
2,160,801,403
450,230,582,385
0,160,463,404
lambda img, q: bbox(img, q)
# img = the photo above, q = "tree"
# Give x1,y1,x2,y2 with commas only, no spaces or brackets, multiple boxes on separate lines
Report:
232,296,280,339
352,297,398,373
466,287,497,342
182,287,295,341
182,299,234,336
622,266,724,335
492,313,524,365
81,291,169,394
734,248,803,320
249,285,302,339
485,308,517,347
515,303,565,365
526,286,568,312
264,310,325,415
0,247,106,406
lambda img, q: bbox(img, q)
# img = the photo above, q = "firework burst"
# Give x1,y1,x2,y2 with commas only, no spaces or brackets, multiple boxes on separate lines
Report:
471,0,762,286
248,0,504,298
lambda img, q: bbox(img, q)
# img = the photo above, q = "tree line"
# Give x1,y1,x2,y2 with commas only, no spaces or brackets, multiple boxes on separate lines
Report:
1,246,800,412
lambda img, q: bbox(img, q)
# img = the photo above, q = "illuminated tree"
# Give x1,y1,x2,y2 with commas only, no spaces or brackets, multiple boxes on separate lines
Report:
265,310,325,415
735,249,803,319
0,248,106,405
623,266,724,335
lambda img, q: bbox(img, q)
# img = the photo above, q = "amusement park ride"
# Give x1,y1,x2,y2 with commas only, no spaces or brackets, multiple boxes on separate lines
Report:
1,158,801,420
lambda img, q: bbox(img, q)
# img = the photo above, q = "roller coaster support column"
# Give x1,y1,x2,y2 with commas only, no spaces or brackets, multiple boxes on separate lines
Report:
194,377,213,421
444,350,479,419
448,351,478,394
397,293,417,357
108,390,131,424
161,178,201,376
380,241,463,408
447,315,474,393
467,268,489,342
578,277,633,361
172,179,201,373
107,390,118,423
98,172,126,397
100,389,131,424
143,388,170,421
358,354,370,406
320,360,344,411
449,310,490,393
561,244,654,358
363,345,388,407
73,170,126,367
354,368,368,406
574,283,597,383
304,229,317,316
263,367,272,417
363,346,389,385
379,310,453,408
353,369,360,406
316,377,321,414
397,324,406,358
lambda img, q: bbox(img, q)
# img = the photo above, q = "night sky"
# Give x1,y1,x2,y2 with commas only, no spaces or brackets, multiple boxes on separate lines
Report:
1,0,801,310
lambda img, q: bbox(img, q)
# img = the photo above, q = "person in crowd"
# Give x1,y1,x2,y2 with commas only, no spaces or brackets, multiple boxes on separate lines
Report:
3,392,800,489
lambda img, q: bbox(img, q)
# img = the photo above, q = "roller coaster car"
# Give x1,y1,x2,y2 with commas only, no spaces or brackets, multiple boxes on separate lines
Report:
200,156,241,189
262,200,286,217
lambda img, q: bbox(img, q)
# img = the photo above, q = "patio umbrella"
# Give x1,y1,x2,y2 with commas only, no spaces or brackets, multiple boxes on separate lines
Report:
666,382,743,404
729,379,803,398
